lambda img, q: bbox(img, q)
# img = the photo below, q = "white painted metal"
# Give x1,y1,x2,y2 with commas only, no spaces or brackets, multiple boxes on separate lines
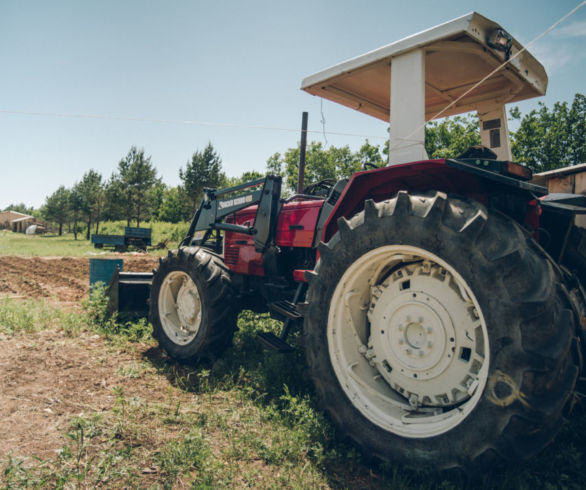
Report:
302,12,547,118
478,104,512,161
388,49,429,165
301,12,547,161
158,271,202,345
328,245,489,437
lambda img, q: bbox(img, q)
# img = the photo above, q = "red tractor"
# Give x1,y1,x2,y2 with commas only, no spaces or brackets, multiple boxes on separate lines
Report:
149,12,586,471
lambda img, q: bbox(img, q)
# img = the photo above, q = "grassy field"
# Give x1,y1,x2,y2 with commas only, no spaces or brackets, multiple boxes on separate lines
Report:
1,233,586,488
0,231,97,257
1,293,586,488
0,220,190,257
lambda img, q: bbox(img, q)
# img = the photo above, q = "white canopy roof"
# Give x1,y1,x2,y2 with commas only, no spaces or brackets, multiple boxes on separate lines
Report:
301,12,547,121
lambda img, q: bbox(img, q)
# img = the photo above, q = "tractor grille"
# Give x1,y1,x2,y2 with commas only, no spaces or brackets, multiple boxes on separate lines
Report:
224,246,239,267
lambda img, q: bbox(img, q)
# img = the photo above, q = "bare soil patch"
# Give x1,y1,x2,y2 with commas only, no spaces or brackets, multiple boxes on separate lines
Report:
0,255,158,302
0,329,156,461
0,254,161,462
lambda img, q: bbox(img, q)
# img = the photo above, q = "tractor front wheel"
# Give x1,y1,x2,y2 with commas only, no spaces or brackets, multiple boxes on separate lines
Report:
304,191,581,471
150,247,237,362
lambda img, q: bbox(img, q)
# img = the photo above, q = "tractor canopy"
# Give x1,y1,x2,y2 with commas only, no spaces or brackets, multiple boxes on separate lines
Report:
301,12,547,164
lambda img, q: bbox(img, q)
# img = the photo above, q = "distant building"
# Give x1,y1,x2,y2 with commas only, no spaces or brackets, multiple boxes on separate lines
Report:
0,210,36,233
533,163,586,228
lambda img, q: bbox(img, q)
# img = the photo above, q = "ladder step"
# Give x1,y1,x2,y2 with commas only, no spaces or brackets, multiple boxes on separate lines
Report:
268,300,302,320
256,332,295,353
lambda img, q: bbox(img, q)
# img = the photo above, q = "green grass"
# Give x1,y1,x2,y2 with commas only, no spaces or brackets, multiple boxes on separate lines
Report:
0,297,88,337
0,219,189,256
2,295,586,488
0,230,97,256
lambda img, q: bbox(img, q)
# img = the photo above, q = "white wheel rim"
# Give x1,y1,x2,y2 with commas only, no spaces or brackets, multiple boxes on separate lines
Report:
328,245,489,438
158,271,202,345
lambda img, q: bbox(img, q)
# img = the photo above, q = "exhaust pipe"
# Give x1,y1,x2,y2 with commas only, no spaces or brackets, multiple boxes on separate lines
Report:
298,111,308,194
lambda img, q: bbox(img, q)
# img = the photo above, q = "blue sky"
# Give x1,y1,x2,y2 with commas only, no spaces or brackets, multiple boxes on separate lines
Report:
1,0,585,209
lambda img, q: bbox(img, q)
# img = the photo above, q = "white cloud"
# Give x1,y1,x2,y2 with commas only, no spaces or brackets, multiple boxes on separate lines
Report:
530,43,574,72
529,18,586,74
552,20,586,38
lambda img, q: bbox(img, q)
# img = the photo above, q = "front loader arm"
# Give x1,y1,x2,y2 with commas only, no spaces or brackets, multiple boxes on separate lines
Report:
182,175,282,253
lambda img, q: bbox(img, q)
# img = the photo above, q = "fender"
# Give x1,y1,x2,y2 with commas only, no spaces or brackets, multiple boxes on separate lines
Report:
321,159,547,242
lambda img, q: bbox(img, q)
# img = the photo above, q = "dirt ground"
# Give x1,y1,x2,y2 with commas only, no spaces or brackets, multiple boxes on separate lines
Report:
0,329,155,461
0,254,160,463
0,255,158,303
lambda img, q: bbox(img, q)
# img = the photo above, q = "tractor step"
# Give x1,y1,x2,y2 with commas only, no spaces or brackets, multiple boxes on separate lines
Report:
268,300,302,320
256,332,295,353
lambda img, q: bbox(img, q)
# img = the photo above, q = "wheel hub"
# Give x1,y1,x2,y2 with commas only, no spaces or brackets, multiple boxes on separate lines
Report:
158,271,202,345
176,285,201,332
366,261,483,407
405,320,426,349
327,239,490,438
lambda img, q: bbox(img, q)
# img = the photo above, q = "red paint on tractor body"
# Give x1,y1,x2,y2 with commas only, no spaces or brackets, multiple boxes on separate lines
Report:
224,199,324,276
322,159,492,241
224,159,541,277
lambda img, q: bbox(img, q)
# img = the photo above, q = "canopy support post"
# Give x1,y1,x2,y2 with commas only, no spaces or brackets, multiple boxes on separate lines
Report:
388,48,429,165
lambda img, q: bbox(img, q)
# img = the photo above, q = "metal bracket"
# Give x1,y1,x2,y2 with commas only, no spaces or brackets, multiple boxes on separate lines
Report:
182,175,282,252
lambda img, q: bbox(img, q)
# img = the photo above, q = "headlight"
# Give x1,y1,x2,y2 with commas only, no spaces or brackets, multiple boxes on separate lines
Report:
487,28,513,60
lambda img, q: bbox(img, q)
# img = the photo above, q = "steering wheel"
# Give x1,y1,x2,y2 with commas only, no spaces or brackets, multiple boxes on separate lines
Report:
362,162,379,170
303,179,335,196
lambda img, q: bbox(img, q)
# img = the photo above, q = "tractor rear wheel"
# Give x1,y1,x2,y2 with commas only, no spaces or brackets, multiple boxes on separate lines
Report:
304,191,581,471
564,225,586,288
562,226,586,368
150,247,237,362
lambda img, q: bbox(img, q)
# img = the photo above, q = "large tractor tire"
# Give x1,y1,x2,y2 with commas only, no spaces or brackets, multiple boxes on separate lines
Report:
304,191,581,472
564,225,586,288
150,247,237,362
561,226,586,368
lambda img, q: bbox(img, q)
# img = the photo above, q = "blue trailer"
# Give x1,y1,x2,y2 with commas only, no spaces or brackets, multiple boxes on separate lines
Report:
91,227,152,251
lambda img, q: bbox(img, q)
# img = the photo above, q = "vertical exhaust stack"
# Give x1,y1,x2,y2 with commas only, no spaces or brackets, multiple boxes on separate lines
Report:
298,112,308,194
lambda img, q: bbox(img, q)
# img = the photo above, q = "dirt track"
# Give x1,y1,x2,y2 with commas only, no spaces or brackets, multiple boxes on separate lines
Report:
0,255,159,302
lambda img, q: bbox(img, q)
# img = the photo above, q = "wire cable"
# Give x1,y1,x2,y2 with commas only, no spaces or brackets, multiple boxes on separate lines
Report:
1,1,583,146
0,107,387,140
320,98,329,146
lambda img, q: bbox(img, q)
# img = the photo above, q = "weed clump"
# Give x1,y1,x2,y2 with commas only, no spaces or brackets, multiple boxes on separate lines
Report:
83,284,152,343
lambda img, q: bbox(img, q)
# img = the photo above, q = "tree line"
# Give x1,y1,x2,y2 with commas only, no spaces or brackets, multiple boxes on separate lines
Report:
10,93,583,237
40,144,220,237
